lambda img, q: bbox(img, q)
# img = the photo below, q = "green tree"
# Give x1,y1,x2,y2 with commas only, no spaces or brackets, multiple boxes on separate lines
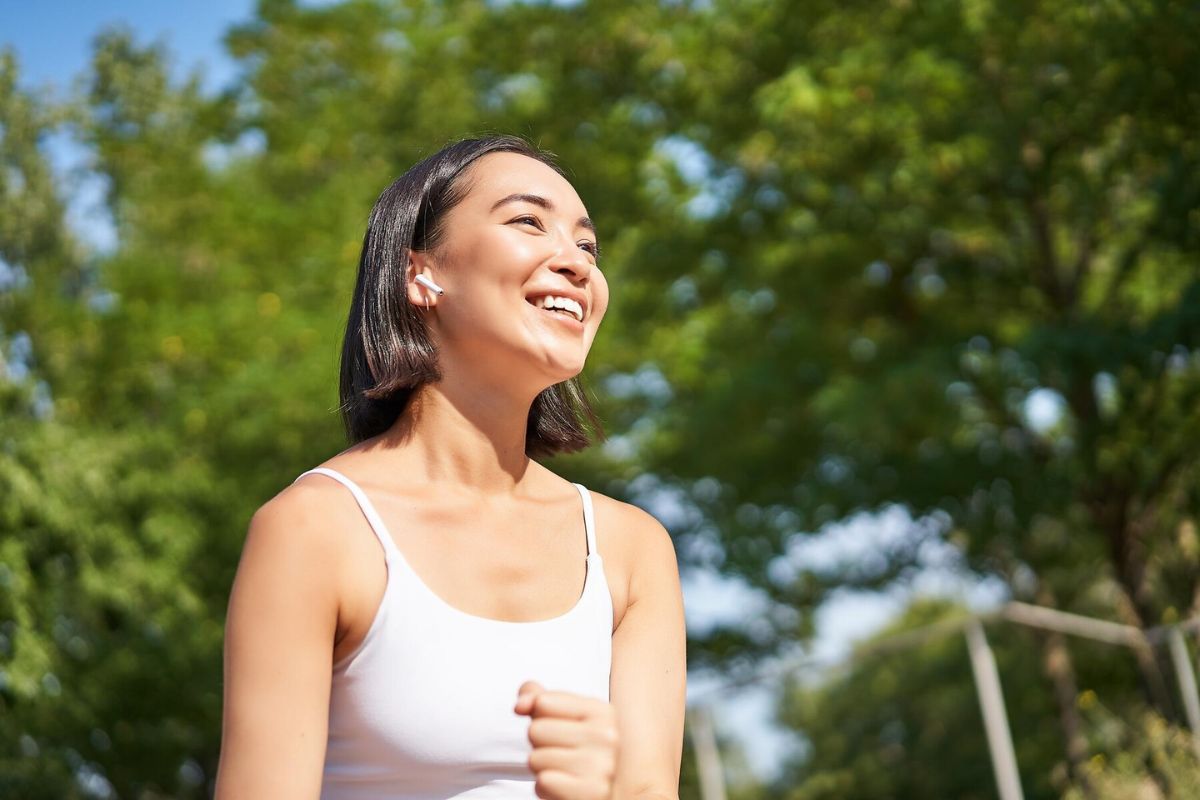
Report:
1,43,233,796
1064,710,1200,799
5,0,1198,794
774,599,1145,799
622,0,1200,778
0,416,226,798
3,1,713,792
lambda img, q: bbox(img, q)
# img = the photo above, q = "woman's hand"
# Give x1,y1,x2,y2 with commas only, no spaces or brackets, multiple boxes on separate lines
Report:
514,681,619,800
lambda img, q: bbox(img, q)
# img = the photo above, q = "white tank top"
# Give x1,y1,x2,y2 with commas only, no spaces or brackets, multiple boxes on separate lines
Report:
292,468,614,800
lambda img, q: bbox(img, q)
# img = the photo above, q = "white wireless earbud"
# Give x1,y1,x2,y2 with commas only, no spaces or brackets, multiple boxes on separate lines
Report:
414,274,445,296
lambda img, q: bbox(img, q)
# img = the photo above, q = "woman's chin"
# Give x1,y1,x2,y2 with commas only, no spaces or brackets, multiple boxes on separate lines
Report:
526,349,585,385
524,338,589,382
541,360,585,386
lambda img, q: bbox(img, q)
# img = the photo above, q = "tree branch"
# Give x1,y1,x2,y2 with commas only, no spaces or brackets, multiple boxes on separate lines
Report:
1023,191,1068,313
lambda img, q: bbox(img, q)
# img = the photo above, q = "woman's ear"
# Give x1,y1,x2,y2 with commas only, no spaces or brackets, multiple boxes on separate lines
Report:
405,250,441,310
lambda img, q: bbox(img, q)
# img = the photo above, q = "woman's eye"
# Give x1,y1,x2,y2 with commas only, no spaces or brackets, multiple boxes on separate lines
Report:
578,241,600,258
512,215,542,229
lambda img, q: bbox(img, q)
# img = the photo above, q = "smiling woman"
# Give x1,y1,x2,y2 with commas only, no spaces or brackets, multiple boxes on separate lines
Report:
337,138,607,453
214,135,686,800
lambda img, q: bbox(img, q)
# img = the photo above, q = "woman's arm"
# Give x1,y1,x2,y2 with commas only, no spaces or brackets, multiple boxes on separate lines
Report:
214,487,342,799
609,505,688,800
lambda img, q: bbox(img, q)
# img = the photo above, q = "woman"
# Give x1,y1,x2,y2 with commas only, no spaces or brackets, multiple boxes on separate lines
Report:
215,135,687,799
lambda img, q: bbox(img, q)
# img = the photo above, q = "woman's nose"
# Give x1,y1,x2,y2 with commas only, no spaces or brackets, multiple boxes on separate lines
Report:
551,240,593,283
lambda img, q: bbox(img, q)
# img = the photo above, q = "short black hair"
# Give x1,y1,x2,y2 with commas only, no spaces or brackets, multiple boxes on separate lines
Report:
338,134,603,456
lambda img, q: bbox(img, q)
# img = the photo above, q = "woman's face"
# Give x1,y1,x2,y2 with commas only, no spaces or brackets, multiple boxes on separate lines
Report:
412,152,610,392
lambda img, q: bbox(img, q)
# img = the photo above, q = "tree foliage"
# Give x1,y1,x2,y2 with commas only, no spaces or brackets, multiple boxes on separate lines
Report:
637,0,1200,686
772,598,1154,799
1,0,1198,794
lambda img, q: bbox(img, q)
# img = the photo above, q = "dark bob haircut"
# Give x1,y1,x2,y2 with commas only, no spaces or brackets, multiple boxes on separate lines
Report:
339,134,603,457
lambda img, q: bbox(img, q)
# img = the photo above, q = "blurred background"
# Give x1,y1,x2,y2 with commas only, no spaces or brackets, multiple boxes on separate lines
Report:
2,0,1199,797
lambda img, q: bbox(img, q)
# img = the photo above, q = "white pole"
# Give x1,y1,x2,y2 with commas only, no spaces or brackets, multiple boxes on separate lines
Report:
1167,627,1200,757
687,705,728,800
965,620,1025,800
1002,602,1141,646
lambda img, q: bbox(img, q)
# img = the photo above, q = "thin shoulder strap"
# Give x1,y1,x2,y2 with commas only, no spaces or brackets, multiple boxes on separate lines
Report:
572,483,598,557
294,467,399,560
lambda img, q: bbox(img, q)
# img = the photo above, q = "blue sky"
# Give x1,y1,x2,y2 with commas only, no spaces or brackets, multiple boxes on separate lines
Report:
4,0,256,93
3,1,262,253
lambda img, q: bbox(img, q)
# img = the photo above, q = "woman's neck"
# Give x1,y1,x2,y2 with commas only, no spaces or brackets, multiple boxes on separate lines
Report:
375,374,540,496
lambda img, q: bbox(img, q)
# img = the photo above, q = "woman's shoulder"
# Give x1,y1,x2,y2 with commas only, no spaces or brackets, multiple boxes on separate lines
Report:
256,464,353,527
242,462,367,570
586,488,669,540
578,486,681,635
573,482,678,578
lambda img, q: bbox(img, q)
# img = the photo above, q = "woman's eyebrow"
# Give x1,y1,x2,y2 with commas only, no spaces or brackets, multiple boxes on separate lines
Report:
491,192,596,235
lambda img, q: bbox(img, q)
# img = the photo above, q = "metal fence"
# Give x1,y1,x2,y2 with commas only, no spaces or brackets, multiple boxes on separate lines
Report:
686,602,1200,800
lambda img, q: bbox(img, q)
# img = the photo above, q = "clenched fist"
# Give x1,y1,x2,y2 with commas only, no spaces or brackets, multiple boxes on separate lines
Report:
514,681,619,800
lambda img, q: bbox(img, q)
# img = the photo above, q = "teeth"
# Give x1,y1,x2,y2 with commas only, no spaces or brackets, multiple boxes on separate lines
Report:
532,295,584,322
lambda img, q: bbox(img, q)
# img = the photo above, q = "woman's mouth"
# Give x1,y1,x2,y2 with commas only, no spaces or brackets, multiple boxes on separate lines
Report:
526,294,585,327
